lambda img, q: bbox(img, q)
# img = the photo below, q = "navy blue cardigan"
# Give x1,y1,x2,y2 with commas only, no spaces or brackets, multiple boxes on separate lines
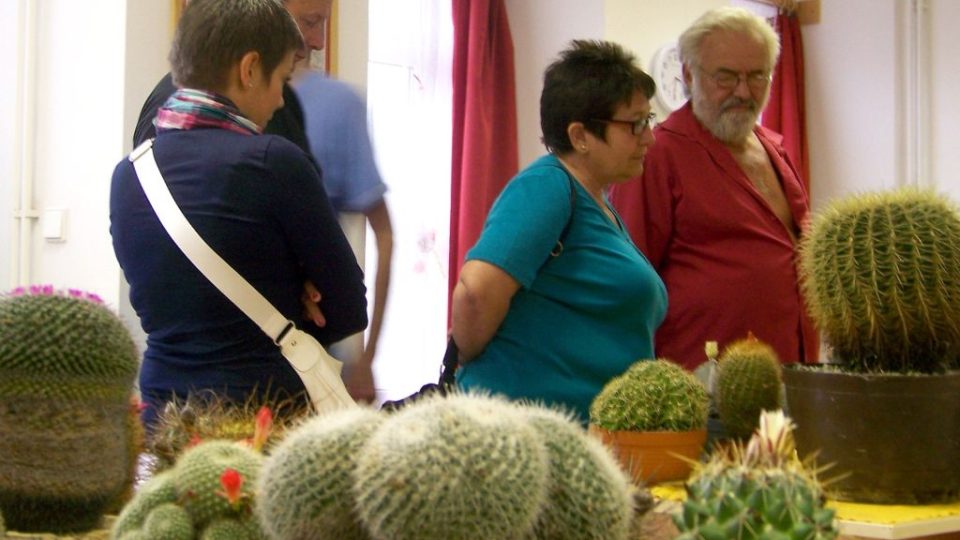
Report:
110,128,367,412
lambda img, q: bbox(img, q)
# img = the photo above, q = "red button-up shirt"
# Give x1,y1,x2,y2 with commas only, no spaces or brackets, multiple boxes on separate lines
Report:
610,103,818,370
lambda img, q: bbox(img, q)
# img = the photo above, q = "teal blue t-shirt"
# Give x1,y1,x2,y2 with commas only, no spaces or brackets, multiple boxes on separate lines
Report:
457,154,668,423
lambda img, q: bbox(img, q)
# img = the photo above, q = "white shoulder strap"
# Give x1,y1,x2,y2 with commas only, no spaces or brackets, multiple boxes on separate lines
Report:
128,139,355,413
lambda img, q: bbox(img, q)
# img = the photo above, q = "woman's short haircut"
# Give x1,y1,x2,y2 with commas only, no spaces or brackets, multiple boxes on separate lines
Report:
678,7,781,71
170,0,304,90
541,40,655,155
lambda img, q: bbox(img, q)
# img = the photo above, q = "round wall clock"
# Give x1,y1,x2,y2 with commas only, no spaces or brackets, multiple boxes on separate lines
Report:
650,42,686,112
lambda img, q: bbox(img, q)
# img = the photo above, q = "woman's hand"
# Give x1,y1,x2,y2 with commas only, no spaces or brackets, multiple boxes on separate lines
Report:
301,280,326,327
451,260,521,362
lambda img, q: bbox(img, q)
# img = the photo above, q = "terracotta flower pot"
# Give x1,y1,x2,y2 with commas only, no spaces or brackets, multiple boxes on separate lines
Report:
588,426,706,485
783,366,960,504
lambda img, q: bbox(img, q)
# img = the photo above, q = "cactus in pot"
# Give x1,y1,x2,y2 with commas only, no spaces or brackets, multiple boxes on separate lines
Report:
590,359,709,433
788,187,960,503
0,286,140,533
715,333,784,441
800,188,960,373
674,410,838,540
589,359,709,484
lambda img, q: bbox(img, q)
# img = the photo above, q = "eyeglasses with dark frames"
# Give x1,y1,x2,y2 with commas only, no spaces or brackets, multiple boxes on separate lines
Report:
699,67,771,90
592,112,657,136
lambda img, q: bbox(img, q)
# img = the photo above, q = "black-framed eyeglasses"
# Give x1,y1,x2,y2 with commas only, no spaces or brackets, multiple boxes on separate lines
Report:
700,67,771,90
592,112,657,135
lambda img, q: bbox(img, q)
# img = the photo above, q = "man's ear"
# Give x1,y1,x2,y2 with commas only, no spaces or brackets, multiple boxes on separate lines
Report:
238,51,262,89
682,63,693,88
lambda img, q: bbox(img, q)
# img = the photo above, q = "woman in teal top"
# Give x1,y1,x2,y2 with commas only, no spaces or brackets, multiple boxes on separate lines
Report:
452,40,667,423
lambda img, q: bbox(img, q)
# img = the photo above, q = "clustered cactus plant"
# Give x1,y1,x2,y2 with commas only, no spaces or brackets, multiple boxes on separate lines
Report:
112,440,265,540
255,393,641,540
800,188,960,373
715,334,784,441
589,359,709,432
674,410,838,540
0,285,140,533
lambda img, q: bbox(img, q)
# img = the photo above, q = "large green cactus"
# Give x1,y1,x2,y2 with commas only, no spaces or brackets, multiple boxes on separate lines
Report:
800,188,960,373
523,406,636,540
674,411,838,540
590,359,709,432
715,334,783,441
0,286,139,533
257,407,384,540
353,393,549,540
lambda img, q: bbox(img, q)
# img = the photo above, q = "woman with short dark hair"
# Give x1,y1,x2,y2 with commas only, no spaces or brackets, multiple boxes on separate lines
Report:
110,0,367,430
452,40,667,424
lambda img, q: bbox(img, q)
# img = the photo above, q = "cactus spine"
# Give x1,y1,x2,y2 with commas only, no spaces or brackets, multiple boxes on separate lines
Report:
715,334,783,440
257,407,384,540
353,393,549,540
523,407,636,540
0,287,139,533
674,410,838,540
590,359,709,432
800,188,960,373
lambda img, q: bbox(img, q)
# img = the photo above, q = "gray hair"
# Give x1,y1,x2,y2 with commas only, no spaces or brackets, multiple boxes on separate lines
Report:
678,7,780,70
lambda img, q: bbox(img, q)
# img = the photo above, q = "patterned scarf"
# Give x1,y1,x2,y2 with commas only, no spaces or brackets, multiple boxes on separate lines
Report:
154,88,261,136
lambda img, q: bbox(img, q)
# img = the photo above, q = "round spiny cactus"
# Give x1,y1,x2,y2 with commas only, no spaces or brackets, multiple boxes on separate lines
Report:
199,517,261,540
353,392,549,540
590,359,709,432
523,406,636,540
142,503,194,540
0,286,139,533
112,470,178,540
173,440,263,528
674,411,838,540
715,334,783,441
257,407,384,540
800,188,960,373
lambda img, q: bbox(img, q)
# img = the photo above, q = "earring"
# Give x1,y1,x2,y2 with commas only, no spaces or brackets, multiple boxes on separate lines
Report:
581,145,587,151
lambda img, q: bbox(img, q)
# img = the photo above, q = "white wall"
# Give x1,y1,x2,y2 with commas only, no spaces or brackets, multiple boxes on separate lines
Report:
505,0,604,168
804,0,899,209
0,1,21,291
930,0,960,200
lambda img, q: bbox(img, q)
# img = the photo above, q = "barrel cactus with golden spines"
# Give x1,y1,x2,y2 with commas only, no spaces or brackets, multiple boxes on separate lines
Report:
0,286,140,533
715,334,783,441
800,188,960,373
674,410,838,540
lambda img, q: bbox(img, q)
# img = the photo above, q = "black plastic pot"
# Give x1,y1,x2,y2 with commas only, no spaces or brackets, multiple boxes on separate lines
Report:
783,366,960,504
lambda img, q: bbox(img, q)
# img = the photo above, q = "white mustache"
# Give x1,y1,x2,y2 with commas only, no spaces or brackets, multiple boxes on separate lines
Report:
719,97,758,113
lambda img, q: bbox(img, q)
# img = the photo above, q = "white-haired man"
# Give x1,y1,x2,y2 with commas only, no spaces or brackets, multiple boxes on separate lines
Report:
610,7,817,371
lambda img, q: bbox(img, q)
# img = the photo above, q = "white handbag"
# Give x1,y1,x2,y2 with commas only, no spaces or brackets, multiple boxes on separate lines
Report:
129,139,356,414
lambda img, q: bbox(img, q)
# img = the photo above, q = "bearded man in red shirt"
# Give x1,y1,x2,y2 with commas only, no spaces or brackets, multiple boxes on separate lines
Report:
610,7,817,370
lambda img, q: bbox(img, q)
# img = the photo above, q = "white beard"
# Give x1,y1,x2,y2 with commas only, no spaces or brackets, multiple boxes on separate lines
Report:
693,92,768,145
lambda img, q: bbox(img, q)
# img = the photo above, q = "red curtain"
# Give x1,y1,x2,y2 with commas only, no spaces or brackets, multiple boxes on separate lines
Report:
762,12,809,190
448,0,519,318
